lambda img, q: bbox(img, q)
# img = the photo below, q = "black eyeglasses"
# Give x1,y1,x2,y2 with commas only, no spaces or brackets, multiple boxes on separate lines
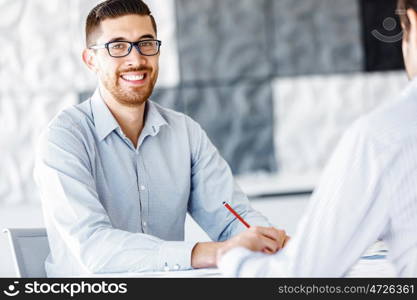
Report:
89,39,162,58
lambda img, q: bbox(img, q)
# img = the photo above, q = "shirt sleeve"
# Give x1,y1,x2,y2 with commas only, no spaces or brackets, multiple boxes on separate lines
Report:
34,122,196,274
218,120,392,277
185,118,271,242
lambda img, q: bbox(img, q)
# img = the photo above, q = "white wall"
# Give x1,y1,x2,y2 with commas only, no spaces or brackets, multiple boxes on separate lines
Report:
0,0,180,206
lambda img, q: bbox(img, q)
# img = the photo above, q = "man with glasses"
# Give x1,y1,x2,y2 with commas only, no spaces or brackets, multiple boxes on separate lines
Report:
34,0,288,277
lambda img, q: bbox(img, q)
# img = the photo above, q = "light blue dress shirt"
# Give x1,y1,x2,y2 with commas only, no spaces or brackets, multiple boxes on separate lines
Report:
34,89,270,277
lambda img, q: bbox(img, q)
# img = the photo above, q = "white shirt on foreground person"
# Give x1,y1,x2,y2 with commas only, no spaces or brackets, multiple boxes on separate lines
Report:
219,78,417,277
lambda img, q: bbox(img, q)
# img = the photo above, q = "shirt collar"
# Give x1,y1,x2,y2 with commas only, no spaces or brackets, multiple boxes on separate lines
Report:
143,100,169,137
91,88,168,142
91,89,120,141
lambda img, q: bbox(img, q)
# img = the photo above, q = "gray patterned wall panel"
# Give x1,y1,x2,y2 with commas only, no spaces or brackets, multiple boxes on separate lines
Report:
151,87,185,113
173,0,277,174
151,80,276,175
180,80,276,174
271,0,364,76
176,0,271,83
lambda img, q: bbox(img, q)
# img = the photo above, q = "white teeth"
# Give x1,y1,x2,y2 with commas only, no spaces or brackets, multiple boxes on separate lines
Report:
122,74,144,81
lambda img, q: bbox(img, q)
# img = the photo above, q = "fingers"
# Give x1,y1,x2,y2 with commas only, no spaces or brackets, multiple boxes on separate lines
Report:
283,235,291,248
276,229,287,249
259,235,280,253
221,226,290,256
252,226,285,242
250,226,287,252
263,234,291,254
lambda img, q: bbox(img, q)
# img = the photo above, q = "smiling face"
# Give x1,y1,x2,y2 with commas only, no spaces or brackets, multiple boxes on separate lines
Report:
83,14,159,107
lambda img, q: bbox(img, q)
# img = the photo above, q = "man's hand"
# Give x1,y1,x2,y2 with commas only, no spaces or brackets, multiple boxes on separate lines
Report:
191,226,289,269
216,226,290,264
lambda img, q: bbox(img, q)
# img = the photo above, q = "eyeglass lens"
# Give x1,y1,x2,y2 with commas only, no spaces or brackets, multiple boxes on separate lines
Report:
108,40,160,57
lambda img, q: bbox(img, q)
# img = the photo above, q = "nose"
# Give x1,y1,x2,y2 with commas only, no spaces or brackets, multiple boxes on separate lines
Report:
125,45,148,66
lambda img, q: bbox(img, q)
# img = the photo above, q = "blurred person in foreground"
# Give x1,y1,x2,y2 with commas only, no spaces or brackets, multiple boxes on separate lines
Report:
218,0,417,277
34,0,288,277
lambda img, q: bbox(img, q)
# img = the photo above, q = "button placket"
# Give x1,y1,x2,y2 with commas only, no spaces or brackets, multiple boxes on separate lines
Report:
134,152,143,232
137,151,149,233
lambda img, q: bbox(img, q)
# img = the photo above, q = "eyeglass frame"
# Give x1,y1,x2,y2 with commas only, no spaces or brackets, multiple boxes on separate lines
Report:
89,39,162,58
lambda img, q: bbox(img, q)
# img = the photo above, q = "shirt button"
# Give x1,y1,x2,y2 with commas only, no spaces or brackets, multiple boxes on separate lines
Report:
140,185,146,191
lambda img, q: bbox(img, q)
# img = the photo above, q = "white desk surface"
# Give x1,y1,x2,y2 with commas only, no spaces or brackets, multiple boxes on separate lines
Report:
83,260,395,278
82,242,396,278
84,268,222,278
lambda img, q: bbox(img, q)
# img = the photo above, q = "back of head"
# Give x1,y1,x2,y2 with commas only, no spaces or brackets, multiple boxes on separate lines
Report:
85,0,157,47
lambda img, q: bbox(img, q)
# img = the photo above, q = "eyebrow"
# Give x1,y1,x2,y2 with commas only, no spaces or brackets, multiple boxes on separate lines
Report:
108,34,155,43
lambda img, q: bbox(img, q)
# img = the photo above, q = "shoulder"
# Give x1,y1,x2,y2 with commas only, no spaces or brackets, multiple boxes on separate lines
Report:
347,80,417,152
149,100,203,133
361,81,417,142
49,100,92,130
149,101,209,155
40,99,94,145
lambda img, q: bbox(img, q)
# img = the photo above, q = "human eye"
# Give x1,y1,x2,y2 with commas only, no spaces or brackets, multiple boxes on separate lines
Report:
109,42,128,50
139,40,156,47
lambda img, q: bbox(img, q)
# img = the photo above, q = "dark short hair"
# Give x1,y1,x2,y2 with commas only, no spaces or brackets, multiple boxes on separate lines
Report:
398,0,417,30
85,0,157,46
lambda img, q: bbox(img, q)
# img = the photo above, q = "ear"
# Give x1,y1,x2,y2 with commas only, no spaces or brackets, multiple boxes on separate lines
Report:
407,8,417,36
82,48,98,72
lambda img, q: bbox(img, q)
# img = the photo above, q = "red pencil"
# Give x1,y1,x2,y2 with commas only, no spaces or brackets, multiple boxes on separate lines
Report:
222,201,251,228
